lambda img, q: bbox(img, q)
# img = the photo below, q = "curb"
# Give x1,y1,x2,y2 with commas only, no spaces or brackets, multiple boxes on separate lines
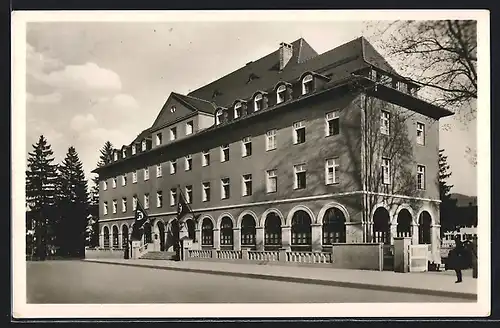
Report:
84,260,477,301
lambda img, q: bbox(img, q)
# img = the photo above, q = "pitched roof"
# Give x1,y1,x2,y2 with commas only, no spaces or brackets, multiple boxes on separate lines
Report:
173,93,217,114
187,36,392,108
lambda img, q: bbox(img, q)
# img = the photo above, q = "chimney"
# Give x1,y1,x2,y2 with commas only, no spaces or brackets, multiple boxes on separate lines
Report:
279,42,293,70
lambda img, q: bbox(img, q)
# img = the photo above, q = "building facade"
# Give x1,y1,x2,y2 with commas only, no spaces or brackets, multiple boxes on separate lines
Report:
93,37,452,262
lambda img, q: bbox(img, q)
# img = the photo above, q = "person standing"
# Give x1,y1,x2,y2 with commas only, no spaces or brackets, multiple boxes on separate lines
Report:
449,235,466,283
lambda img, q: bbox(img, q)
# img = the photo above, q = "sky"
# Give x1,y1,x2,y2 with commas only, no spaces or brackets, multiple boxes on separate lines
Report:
24,20,477,196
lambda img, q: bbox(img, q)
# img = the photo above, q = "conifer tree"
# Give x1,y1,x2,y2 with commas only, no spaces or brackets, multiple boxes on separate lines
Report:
56,146,89,257
439,149,458,233
25,135,58,259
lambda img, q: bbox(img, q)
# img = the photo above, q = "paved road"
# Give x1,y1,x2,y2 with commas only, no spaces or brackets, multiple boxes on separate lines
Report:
27,261,467,303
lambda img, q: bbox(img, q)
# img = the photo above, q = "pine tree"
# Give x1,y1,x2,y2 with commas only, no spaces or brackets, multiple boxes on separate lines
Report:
56,146,89,257
439,149,458,233
25,135,58,259
87,141,114,247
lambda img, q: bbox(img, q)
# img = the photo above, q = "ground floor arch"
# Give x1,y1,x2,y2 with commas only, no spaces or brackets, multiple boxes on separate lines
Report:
396,208,412,238
143,222,152,244
121,224,129,249
112,225,119,248
156,220,166,251
373,207,391,244
291,210,312,249
322,207,346,245
103,226,110,248
241,214,256,246
186,218,196,241
418,211,432,244
220,216,234,247
264,212,281,249
201,217,214,246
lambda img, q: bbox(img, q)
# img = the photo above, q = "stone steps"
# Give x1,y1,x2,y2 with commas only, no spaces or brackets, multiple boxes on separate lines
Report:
139,251,176,260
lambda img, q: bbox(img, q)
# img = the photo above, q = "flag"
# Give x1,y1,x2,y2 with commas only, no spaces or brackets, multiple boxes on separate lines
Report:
176,186,192,220
131,200,148,241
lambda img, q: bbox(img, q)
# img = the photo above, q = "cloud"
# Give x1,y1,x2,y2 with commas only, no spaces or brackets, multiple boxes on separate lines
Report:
41,62,122,93
27,92,62,104
87,127,130,147
70,113,98,132
111,93,139,109
26,42,64,76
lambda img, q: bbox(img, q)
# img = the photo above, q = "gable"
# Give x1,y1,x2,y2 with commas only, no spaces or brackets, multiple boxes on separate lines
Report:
150,94,197,131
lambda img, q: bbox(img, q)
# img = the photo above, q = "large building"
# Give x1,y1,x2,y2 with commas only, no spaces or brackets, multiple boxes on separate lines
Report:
92,37,453,264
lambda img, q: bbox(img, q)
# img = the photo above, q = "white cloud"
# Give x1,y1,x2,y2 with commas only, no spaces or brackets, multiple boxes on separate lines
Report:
26,42,64,76
70,113,97,132
42,62,122,93
87,127,130,148
27,92,62,104
111,93,139,109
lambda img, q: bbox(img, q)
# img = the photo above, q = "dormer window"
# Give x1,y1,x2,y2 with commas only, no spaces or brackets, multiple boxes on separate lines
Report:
122,149,126,158
132,144,136,155
216,109,223,125
276,85,286,104
113,151,118,161
141,140,147,151
254,94,263,112
302,74,313,95
234,102,242,119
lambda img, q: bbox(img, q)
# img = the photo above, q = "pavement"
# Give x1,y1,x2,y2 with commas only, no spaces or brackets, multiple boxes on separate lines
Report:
83,258,477,300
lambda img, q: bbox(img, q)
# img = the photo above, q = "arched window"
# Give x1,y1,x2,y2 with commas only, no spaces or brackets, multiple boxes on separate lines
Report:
220,217,233,245
373,207,390,244
276,85,286,104
143,222,152,244
186,219,196,242
254,93,263,112
215,109,223,125
241,215,256,245
202,218,214,245
122,225,129,248
112,226,119,248
397,209,412,238
418,211,432,244
302,74,313,95
322,207,346,244
103,226,110,249
264,212,281,246
234,102,242,119
291,210,312,246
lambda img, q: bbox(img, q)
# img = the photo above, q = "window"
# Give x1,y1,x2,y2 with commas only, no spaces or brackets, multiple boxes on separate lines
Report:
293,121,306,144
221,144,229,162
202,150,210,167
380,110,390,135
170,127,177,141
266,169,277,193
416,122,425,145
242,137,252,157
122,175,127,186
302,74,313,95
291,211,312,245
325,111,340,136
170,188,177,206
221,178,230,199
382,158,391,185
132,171,137,183
202,219,213,245
294,164,306,189
241,215,256,245
185,185,193,204
254,93,263,111
157,191,163,208
242,174,252,196
141,140,147,151
144,194,150,209
170,160,177,174
265,213,281,245
156,164,162,177
112,200,117,214
122,149,126,158
202,182,211,202
122,198,127,212
156,133,163,146
186,121,194,135
170,106,176,113
185,155,192,171
103,201,108,215
112,177,117,189
234,102,242,119
216,110,223,125
266,129,277,151
325,158,340,185
276,85,286,104
114,152,118,161
132,145,136,155
133,195,137,211
144,167,149,181
103,181,108,191
220,217,233,245
417,165,426,190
